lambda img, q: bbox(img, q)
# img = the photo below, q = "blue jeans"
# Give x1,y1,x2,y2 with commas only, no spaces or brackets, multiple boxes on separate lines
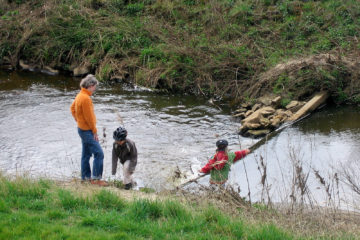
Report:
77,128,104,180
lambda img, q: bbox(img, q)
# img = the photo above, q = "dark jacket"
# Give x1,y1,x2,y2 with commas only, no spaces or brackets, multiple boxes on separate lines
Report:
112,139,138,174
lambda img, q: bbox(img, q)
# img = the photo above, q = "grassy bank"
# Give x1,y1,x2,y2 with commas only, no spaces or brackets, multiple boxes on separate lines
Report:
0,0,359,103
0,176,359,239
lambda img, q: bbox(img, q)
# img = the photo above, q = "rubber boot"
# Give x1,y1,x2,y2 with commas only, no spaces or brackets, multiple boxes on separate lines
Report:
124,183,132,190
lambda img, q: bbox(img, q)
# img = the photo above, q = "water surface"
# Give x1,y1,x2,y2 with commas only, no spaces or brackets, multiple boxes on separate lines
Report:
1,70,359,207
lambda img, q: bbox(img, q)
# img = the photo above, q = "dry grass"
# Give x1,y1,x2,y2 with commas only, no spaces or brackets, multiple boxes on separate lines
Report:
2,0,359,103
176,185,360,238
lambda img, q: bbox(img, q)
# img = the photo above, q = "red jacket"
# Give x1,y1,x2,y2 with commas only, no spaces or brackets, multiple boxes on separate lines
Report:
200,150,248,174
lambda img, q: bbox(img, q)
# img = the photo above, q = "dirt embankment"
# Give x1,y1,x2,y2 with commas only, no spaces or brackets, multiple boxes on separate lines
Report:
2,0,360,103
246,54,360,104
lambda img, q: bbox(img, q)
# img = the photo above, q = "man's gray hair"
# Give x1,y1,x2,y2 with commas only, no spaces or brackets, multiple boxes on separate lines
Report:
80,74,99,89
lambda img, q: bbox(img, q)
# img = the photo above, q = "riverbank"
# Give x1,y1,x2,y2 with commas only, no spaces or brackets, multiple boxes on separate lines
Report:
1,0,360,105
1,175,359,239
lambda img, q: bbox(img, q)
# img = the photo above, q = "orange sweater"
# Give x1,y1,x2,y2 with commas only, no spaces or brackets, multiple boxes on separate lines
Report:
70,88,97,134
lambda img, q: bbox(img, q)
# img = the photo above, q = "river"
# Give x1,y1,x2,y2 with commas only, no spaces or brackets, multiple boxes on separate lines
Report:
1,70,359,208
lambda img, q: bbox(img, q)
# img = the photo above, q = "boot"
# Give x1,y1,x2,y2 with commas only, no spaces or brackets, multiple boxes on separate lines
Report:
90,179,109,187
124,183,132,190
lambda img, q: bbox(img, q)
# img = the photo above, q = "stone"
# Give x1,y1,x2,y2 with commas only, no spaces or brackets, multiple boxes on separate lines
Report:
286,100,306,113
41,66,59,75
233,112,246,119
241,103,252,109
270,115,283,128
271,96,282,107
234,108,248,114
258,95,273,106
242,122,262,129
251,103,262,112
241,107,275,125
288,91,329,121
73,65,90,77
19,60,37,71
286,100,300,109
247,129,271,138
245,110,254,117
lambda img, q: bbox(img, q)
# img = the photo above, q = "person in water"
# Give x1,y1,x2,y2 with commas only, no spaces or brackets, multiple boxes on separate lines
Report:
199,140,250,185
70,74,108,186
112,127,138,190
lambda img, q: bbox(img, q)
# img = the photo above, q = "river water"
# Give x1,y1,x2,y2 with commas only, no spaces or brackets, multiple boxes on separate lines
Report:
1,70,359,207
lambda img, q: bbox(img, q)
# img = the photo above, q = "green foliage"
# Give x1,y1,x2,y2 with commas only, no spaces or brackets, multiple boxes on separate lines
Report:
98,63,112,81
139,187,156,193
7,0,26,4
94,189,125,211
125,3,144,16
129,199,163,220
273,73,290,94
162,200,190,221
1,0,360,101
1,177,358,239
140,46,166,67
58,189,87,210
202,206,227,224
248,224,292,240
281,98,291,108
0,199,10,213
46,210,67,220
1,10,19,20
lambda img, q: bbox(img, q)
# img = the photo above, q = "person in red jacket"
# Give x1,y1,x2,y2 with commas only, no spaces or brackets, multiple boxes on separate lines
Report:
199,140,250,185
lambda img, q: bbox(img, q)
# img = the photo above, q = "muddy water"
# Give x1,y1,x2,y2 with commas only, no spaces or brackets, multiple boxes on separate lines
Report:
1,70,360,206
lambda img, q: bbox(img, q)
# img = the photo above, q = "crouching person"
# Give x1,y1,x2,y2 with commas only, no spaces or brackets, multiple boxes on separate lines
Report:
199,140,250,187
112,127,138,190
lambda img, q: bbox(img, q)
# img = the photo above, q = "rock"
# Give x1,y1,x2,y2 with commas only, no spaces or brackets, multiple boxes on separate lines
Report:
288,91,329,121
234,108,248,114
251,103,262,112
286,100,306,113
259,117,270,127
233,112,246,119
41,66,59,75
285,100,299,109
247,129,271,138
73,65,90,77
19,60,37,71
258,95,274,106
270,115,283,128
243,122,262,129
241,106,275,125
271,96,282,107
275,109,293,119
245,110,254,117
240,103,252,109
240,106,276,135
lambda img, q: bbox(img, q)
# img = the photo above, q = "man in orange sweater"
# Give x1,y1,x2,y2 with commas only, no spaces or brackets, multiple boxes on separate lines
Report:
70,74,107,186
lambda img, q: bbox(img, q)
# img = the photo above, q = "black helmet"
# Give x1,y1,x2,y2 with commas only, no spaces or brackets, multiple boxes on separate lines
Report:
216,139,228,149
113,127,127,141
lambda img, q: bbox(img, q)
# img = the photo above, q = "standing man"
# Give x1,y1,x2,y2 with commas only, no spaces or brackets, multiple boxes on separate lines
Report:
70,74,108,186
112,127,138,190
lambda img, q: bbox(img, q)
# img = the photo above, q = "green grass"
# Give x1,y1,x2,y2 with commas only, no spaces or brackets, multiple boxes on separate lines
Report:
0,0,359,103
0,176,357,239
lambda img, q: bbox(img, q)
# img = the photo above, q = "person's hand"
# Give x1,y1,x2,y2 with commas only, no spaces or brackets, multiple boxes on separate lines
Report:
245,149,251,154
94,133,99,142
